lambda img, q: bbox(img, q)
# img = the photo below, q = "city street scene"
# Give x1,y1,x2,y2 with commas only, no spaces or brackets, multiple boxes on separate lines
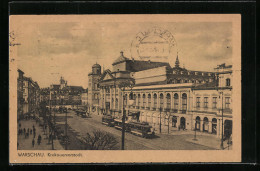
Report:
13,16,234,151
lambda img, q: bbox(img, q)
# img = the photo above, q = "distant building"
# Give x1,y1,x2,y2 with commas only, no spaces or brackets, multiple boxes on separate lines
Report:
81,88,88,105
42,76,84,105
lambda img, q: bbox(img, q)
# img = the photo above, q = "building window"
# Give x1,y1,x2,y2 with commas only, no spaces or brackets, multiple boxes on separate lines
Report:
225,97,230,109
182,93,187,111
138,94,141,107
153,94,157,108
160,93,164,108
196,97,200,108
174,93,178,109
148,94,151,108
226,78,231,86
204,97,208,108
166,93,171,109
142,94,146,107
212,97,217,108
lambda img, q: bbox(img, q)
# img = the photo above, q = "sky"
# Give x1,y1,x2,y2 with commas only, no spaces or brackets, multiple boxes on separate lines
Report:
10,15,233,89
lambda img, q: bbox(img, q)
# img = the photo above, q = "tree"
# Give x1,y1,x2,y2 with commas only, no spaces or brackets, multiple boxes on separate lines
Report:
83,130,118,150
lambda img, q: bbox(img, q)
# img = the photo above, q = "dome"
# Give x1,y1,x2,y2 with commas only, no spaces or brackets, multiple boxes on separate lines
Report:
92,63,101,68
112,51,129,65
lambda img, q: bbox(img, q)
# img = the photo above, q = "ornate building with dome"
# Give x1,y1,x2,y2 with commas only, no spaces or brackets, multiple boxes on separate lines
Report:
97,51,233,139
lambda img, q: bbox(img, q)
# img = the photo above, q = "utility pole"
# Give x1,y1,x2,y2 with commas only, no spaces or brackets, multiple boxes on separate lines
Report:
159,107,162,133
65,108,68,150
220,91,224,149
121,92,126,150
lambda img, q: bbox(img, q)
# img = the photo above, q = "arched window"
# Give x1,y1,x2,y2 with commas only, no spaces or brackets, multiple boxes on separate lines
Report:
182,93,187,113
166,93,171,109
148,94,151,108
160,93,164,108
142,94,146,107
174,93,179,109
153,94,157,109
226,78,231,86
137,94,141,107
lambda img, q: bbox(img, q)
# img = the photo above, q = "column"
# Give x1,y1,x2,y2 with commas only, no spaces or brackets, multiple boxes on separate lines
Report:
110,86,112,109
208,120,212,133
200,120,204,131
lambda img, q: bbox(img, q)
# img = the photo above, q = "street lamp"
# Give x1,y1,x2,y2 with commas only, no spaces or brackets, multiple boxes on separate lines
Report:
193,120,198,141
159,107,162,133
219,91,224,149
118,79,135,150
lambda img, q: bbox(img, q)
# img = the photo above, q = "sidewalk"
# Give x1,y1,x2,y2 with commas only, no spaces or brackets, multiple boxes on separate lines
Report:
17,118,64,150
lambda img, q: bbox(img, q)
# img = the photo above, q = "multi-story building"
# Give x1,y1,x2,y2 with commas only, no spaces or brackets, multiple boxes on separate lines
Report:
17,69,24,119
99,51,233,139
22,76,40,114
81,88,88,106
88,63,101,112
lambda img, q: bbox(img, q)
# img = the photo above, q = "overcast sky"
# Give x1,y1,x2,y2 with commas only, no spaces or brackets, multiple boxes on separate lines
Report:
10,15,232,89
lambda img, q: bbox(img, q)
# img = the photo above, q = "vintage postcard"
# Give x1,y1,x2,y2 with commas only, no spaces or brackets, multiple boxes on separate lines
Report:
9,14,241,163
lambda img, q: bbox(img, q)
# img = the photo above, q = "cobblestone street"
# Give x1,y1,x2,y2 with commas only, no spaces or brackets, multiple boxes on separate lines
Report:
50,110,232,150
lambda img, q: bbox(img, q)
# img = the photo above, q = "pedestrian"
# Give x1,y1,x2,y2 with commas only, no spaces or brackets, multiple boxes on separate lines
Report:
19,123,21,128
32,139,35,147
37,135,41,145
23,128,26,134
27,128,30,134
30,129,32,135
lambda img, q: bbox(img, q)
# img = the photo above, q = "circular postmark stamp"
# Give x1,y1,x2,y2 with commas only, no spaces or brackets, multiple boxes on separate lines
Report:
130,27,177,62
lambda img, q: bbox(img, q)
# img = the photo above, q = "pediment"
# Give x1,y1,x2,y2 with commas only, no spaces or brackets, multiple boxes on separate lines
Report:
100,70,114,81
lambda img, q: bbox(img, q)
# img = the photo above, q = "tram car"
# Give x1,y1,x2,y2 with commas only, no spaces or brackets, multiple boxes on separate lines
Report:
101,115,115,127
128,122,155,138
113,119,131,132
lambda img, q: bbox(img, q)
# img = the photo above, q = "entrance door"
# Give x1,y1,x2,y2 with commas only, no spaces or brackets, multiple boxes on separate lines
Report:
180,117,186,130
224,120,232,139
172,116,177,127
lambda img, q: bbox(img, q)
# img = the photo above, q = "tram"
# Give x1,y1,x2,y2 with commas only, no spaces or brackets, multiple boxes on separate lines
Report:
113,119,131,132
101,115,115,127
128,122,155,138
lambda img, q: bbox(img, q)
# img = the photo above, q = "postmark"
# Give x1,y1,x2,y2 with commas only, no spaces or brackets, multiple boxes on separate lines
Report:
130,27,177,62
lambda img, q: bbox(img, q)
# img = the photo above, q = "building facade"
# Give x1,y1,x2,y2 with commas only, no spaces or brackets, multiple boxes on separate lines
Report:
99,51,233,139
17,69,24,119
22,76,40,115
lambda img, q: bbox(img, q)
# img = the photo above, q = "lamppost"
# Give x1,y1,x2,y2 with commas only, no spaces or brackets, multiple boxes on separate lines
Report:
118,79,135,150
159,107,162,133
219,91,224,149
65,107,68,150
193,119,198,141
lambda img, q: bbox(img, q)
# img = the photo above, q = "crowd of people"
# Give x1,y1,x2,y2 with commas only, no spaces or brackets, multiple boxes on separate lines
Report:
17,119,43,148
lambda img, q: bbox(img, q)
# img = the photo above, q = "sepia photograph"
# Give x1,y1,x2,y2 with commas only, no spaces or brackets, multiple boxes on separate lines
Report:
9,14,241,163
